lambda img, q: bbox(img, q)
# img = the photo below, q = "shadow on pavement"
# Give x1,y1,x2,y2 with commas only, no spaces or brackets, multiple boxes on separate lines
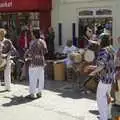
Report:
0,90,9,93
44,80,96,100
2,95,34,107
12,79,96,100
89,110,99,115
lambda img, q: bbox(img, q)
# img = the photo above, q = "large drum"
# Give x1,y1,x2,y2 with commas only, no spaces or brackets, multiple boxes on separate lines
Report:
84,76,98,93
53,60,65,81
0,57,6,71
69,52,82,63
84,49,95,63
79,49,95,75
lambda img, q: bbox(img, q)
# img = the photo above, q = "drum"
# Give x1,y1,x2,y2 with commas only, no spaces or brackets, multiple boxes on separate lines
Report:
78,49,85,54
0,58,6,71
69,52,82,63
84,76,98,93
54,61,65,80
84,49,95,63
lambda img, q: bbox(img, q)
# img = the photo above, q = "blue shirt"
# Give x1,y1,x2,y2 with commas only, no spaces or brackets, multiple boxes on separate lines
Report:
96,48,115,84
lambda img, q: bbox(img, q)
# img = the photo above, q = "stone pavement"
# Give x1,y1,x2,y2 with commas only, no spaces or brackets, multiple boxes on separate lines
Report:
0,80,99,120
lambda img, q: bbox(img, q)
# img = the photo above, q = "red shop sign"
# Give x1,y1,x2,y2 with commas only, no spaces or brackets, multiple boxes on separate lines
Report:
0,0,51,12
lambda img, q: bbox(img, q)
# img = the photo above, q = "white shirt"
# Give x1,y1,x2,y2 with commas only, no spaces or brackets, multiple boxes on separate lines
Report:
63,45,78,65
63,45,77,54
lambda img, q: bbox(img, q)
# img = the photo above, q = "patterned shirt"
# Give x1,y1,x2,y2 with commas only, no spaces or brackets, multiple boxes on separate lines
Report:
25,39,47,67
96,47,115,84
1,38,16,57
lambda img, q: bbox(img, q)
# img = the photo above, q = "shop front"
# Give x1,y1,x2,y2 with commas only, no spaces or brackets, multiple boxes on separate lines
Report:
0,0,52,34
52,0,120,51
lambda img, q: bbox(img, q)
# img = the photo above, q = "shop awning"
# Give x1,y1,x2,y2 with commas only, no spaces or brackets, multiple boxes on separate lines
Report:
0,0,51,12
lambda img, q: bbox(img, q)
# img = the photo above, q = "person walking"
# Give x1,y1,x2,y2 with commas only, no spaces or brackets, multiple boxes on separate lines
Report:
25,30,47,99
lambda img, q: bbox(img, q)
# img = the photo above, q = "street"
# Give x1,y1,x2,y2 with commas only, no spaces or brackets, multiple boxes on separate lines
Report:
0,80,99,120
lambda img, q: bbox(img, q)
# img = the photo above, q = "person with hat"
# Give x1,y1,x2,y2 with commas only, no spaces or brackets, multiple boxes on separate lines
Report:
89,35,115,120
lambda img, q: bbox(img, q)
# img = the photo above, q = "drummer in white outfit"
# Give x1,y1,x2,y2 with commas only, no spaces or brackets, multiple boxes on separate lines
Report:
0,29,16,91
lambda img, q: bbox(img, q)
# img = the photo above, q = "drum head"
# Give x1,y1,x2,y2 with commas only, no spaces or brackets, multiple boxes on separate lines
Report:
84,50,95,62
70,52,82,63
78,49,85,54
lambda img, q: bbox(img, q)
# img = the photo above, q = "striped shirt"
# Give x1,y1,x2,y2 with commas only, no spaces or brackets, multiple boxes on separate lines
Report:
96,47,115,84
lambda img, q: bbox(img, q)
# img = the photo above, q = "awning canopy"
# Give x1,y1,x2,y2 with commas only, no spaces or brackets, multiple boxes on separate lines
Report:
0,0,51,12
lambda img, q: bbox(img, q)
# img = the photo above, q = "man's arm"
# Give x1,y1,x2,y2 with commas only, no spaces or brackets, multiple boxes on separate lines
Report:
89,49,108,76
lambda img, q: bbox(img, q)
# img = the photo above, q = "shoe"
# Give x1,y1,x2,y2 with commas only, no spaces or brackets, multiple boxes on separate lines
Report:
26,94,37,99
86,90,91,94
5,89,11,92
37,92,42,98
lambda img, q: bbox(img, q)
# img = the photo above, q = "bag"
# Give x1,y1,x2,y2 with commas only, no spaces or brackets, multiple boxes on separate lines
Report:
84,76,98,93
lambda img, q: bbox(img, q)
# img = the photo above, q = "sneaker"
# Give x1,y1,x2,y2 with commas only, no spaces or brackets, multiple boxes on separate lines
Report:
86,90,91,94
37,92,42,98
5,89,11,92
26,94,37,99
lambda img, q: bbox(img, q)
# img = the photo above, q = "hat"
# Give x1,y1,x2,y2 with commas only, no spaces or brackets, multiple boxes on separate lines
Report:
40,34,45,39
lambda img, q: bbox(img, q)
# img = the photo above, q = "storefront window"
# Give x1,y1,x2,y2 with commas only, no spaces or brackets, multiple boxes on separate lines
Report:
0,12,40,39
96,9,112,15
79,10,93,16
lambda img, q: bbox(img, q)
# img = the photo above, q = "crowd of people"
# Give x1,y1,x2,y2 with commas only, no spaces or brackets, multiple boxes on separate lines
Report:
0,23,119,120
0,27,50,99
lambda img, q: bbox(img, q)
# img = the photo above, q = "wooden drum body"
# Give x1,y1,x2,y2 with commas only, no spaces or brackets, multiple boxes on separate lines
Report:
54,61,65,81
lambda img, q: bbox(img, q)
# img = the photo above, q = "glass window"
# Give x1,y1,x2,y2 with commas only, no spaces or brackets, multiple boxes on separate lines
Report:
96,9,112,15
79,10,93,16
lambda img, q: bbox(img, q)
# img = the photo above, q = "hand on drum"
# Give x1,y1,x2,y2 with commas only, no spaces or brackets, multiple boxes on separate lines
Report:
89,65,104,76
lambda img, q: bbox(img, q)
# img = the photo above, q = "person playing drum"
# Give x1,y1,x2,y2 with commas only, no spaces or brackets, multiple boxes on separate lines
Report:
0,28,16,91
88,35,115,120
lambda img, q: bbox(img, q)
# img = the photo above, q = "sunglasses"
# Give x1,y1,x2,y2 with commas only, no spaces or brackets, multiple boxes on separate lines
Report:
88,30,92,33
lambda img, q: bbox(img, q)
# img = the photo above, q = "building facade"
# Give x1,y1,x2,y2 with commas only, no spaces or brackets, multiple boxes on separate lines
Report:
0,0,52,33
52,0,120,51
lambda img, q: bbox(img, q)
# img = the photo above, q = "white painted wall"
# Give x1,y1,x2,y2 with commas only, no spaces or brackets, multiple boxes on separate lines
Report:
52,0,120,51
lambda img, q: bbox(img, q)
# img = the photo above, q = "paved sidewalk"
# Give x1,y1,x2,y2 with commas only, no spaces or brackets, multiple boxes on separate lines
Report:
0,80,98,120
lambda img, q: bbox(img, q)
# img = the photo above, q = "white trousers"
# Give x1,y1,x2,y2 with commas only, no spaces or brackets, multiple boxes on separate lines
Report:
97,81,112,120
4,59,12,90
29,66,44,94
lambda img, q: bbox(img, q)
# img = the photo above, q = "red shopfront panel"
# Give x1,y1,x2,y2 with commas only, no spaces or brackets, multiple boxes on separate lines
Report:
0,0,51,12
0,0,52,33
40,11,51,33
